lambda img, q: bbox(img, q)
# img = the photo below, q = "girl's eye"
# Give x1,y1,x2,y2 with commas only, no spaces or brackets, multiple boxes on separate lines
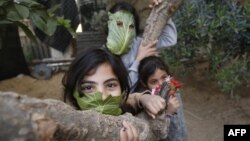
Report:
107,83,117,88
129,24,135,29
150,80,157,85
81,85,95,93
162,75,168,80
106,82,118,90
117,21,123,27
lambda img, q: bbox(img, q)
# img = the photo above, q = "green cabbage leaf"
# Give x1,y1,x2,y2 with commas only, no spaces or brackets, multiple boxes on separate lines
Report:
106,11,136,55
73,91,123,116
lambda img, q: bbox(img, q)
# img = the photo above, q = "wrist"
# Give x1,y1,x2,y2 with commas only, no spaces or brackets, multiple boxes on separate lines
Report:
137,93,144,109
137,91,151,109
135,57,141,63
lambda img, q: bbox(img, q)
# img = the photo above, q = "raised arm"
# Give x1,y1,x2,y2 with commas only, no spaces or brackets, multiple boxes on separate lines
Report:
156,18,177,49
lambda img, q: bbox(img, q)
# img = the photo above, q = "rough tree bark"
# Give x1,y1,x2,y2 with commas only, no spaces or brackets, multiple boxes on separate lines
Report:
142,0,184,46
0,92,170,141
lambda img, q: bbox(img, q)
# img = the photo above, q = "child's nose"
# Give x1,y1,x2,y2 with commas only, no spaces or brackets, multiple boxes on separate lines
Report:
159,80,164,86
102,92,109,100
102,90,110,100
96,86,108,100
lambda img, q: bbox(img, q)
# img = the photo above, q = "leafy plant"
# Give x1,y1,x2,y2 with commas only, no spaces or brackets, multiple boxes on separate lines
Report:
161,0,250,97
215,55,249,98
0,0,76,44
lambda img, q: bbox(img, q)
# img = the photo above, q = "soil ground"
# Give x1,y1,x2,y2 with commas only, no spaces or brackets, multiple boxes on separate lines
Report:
0,72,250,141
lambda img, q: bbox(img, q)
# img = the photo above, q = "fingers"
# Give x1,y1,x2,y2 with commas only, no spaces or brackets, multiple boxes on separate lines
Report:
146,102,159,115
146,48,158,57
149,0,162,8
154,0,160,6
157,96,166,105
130,123,138,141
145,101,165,119
146,40,158,48
141,95,166,118
120,121,138,141
166,96,180,114
124,121,134,141
144,43,158,57
146,110,156,119
149,97,165,113
169,96,178,106
156,98,166,109
120,127,127,141
136,41,158,62
170,96,180,106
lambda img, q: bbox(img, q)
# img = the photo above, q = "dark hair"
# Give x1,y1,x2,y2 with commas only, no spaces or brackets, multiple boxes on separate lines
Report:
136,56,171,90
109,1,140,35
62,48,130,109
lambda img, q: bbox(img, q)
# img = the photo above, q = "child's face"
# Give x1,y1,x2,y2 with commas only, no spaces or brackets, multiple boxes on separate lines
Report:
146,68,168,89
81,62,122,100
106,11,136,55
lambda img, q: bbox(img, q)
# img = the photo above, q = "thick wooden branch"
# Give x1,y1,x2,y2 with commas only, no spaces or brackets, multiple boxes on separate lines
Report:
0,92,169,141
142,0,184,46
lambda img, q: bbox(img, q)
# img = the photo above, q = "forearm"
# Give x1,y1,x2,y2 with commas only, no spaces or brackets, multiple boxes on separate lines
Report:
126,93,143,114
156,18,177,49
136,111,171,140
126,93,172,140
127,61,139,88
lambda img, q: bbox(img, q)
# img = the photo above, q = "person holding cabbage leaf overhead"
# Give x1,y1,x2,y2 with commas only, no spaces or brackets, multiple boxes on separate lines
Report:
106,1,177,89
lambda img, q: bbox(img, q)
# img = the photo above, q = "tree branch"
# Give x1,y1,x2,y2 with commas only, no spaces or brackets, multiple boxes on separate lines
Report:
0,92,169,141
142,0,184,46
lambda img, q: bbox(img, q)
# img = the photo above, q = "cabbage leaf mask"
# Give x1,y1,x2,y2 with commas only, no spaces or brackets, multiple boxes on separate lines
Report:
73,91,123,116
106,11,136,55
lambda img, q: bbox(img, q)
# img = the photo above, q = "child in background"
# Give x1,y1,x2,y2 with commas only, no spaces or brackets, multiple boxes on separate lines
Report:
136,56,188,141
106,0,177,88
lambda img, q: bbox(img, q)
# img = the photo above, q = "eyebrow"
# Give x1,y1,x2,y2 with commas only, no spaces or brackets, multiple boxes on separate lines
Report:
149,79,157,82
81,81,96,84
81,78,119,84
104,78,119,84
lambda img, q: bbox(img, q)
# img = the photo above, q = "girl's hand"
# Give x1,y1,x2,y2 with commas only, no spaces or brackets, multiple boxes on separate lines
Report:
139,94,166,119
120,121,138,141
166,95,180,114
135,40,158,63
149,0,163,8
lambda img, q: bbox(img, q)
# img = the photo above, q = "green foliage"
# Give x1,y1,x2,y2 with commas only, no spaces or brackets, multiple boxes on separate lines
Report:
0,0,76,44
90,10,108,32
160,50,189,76
162,0,250,96
215,55,249,98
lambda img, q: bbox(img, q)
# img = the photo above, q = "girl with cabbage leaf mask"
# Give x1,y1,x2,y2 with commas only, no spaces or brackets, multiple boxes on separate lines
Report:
106,10,136,55
62,48,139,141
62,48,131,115
106,1,178,88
